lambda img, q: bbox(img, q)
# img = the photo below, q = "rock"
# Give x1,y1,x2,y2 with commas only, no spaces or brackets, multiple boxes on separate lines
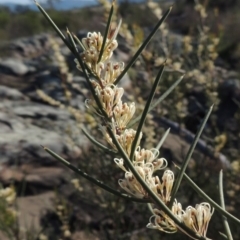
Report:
9,34,51,58
0,85,26,100
0,58,34,76
0,83,89,166
0,164,66,192
0,191,55,240
157,116,231,170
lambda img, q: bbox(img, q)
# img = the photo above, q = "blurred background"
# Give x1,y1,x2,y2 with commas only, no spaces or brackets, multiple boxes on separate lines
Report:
0,0,240,239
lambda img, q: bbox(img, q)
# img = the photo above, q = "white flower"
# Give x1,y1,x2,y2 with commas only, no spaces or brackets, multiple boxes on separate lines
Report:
182,202,214,238
147,208,177,233
172,199,184,221
117,165,155,198
155,170,174,203
95,85,124,117
80,19,121,70
116,129,142,156
134,147,167,171
113,101,135,129
102,61,125,85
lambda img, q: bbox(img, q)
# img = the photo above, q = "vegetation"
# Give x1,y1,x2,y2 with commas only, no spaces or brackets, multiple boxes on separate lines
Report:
0,0,240,239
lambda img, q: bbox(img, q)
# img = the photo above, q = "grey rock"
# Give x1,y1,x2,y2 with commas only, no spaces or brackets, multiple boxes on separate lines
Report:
0,84,89,166
0,85,26,100
0,58,34,75
13,104,71,120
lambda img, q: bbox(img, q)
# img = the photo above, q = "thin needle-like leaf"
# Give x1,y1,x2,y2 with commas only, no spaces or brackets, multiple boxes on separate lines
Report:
67,28,78,53
150,75,184,111
35,2,92,90
35,1,73,52
219,170,233,240
42,146,148,203
130,63,165,160
81,127,117,154
156,128,170,150
98,1,114,63
169,105,213,207
36,1,92,87
114,6,172,85
129,75,184,128
173,163,240,226
219,232,228,239
73,33,85,50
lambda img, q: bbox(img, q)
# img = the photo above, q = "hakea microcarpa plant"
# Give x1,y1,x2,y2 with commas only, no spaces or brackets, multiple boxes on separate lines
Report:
35,1,240,239
76,16,214,240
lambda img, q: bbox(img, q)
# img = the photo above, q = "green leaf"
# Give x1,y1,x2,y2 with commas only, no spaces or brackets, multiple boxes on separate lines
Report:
114,6,172,85
81,127,117,154
219,170,233,240
128,75,184,128
35,1,73,51
98,2,115,63
169,105,213,207
42,146,148,203
156,127,170,150
130,63,165,160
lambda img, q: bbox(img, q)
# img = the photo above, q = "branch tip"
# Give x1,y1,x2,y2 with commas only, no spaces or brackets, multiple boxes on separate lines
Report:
40,145,47,150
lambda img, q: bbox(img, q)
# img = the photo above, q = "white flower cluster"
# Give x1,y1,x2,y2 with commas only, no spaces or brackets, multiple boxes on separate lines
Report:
147,200,214,239
76,20,214,239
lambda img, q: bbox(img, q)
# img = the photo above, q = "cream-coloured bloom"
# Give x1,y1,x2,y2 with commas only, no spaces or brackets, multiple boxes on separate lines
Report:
113,101,135,129
117,164,155,198
147,208,177,233
155,170,174,203
95,85,124,117
134,147,167,171
115,156,170,200
116,128,142,156
80,19,121,70
114,158,127,171
182,202,214,238
81,32,103,63
172,199,184,221
102,61,125,85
